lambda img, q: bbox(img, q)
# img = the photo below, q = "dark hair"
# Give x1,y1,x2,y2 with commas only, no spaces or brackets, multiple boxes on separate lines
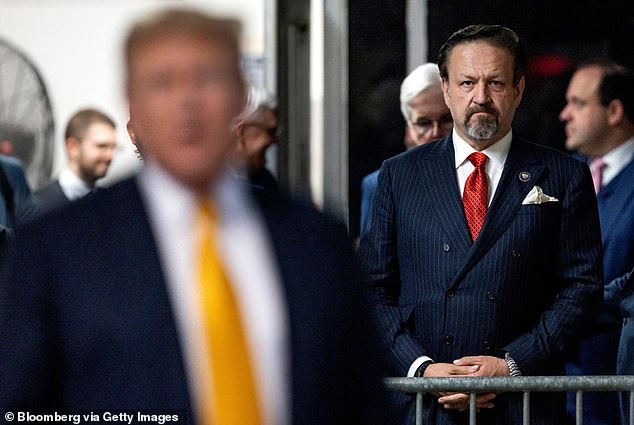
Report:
580,61,634,124
437,25,526,86
64,108,116,141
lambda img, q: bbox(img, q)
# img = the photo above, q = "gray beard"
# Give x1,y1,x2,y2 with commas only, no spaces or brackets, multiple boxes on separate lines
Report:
465,114,498,141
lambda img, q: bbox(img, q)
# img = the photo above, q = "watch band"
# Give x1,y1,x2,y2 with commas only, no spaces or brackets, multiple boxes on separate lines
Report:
414,360,433,378
505,352,522,376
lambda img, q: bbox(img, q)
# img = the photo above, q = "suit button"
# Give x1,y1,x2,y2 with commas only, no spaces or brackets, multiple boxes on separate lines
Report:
487,291,496,301
512,250,521,258
447,290,456,298
444,335,454,345
443,243,451,252
484,341,493,352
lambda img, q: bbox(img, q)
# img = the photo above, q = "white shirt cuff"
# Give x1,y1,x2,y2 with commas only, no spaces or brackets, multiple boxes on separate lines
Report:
407,355,434,377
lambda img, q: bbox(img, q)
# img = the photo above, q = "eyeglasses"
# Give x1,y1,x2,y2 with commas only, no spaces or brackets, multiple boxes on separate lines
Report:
408,114,454,134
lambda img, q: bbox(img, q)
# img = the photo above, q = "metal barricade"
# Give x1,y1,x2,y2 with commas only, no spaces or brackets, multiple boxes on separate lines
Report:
385,376,634,425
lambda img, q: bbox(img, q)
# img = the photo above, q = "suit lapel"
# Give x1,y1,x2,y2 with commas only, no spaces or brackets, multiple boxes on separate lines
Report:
598,158,634,242
417,137,473,253
449,139,545,288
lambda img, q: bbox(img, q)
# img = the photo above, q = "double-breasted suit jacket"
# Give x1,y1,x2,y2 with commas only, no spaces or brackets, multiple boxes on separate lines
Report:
359,135,603,424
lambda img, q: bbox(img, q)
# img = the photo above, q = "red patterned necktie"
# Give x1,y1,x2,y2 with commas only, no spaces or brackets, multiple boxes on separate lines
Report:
463,152,489,241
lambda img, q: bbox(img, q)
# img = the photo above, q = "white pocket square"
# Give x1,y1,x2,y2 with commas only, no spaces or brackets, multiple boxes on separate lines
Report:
521,186,559,205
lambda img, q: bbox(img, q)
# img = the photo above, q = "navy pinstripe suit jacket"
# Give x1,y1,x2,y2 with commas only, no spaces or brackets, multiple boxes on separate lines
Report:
359,135,603,424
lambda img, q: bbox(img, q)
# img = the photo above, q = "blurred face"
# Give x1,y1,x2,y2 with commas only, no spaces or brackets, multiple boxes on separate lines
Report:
405,86,452,148
68,122,117,185
127,35,245,191
238,107,279,170
441,41,524,150
560,67,609,157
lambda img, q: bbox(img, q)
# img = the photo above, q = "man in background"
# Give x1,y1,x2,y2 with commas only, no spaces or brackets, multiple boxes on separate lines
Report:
360,62,452,235
0,8,388,425
235,86,280,190
32,108,117,214
560,60,634,425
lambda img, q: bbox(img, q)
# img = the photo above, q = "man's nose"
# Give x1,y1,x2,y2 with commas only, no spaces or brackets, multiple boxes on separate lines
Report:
559,104,571,122
473,83,491,105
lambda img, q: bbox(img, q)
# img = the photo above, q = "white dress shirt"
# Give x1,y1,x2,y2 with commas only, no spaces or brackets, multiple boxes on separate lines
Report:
58,167,92,200
453,130,512,205
137,160,289,425
407,130,512,377
600,137,634,188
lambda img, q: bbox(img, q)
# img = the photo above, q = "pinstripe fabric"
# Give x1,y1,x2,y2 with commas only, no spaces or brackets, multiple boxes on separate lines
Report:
358,135,603,425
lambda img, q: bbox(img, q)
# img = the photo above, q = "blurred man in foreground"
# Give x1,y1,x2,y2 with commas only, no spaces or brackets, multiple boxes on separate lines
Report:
0,8,388,425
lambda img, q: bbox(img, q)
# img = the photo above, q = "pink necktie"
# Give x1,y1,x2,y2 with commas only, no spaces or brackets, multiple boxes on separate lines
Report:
463,152,489,241
590,157,606,194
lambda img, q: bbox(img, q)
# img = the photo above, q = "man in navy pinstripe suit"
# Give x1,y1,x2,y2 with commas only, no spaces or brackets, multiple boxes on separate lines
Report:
359,25,603,424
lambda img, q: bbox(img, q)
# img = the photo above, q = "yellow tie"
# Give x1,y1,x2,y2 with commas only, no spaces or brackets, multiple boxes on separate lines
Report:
196,199,262,425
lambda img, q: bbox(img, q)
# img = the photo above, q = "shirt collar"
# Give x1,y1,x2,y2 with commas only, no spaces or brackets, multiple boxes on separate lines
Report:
58,167,92,200
138,158,253,228
601,136,634,173
453,129,513,169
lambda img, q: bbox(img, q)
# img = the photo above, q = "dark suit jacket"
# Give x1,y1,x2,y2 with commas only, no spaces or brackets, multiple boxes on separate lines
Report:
602,158,634,310
0,177,389,425
597,158,634,425
604,268,634,424
566,156,634,425
608,269,634,372
0,155,32,228
359,135,603,424
360,169,379,236
32,179,70,216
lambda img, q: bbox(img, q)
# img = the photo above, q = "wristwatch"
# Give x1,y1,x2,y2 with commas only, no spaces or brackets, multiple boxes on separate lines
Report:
504,352,522,376
414,360,434,378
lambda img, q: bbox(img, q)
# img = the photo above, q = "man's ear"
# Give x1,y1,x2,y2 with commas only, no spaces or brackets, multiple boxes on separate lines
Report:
441,78,450,104
606,99,625,126
234,121,247,150
235,120,245,133
65,137,80,159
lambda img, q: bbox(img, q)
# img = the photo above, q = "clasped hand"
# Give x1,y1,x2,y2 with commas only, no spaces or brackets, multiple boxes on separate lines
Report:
422,355,510,412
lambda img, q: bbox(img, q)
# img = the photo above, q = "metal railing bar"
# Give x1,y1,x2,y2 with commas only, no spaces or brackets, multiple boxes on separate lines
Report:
469,392,476,425
386,376,634,425
523,391,530,425
385,376,634,393
630,391,633,425
576,391,583,425
416,392,422,425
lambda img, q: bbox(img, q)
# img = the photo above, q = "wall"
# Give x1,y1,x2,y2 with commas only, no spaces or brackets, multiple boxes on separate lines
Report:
0,0,265,189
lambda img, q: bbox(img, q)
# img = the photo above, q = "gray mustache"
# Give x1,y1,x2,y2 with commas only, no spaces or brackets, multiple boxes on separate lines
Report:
467,106,498,119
